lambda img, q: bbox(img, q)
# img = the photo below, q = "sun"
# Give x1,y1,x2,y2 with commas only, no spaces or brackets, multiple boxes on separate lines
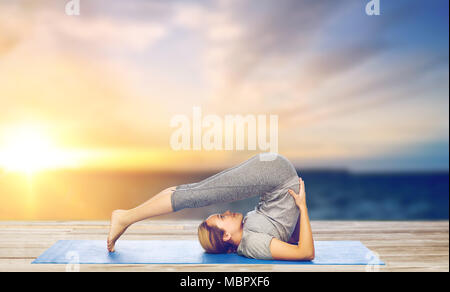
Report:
0,125,75,174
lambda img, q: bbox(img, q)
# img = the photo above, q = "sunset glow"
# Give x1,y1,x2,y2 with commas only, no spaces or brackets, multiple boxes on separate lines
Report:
0,125,77,174
0,0,447,222
0,0,448,173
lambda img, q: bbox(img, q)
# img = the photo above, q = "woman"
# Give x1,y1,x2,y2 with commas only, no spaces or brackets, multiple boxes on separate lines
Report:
107,153,314,261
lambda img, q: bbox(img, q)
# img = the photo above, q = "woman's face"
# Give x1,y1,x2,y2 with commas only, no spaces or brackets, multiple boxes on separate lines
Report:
206,210,243,237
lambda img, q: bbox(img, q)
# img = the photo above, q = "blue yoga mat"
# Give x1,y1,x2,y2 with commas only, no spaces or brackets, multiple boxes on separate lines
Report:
32,240,384,265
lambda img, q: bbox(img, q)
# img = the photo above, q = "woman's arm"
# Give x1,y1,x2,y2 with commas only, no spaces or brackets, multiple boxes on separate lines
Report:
288,217,300,244
269,178,315,261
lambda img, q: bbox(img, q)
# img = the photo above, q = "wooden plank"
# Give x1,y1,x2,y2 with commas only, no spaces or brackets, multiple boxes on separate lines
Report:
0,221,447,272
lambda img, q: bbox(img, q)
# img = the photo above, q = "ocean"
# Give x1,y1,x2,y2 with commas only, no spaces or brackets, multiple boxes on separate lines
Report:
0,169,448,221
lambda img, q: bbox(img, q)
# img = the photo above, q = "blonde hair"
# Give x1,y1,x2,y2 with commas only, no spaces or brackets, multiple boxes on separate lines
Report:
198,220,237,254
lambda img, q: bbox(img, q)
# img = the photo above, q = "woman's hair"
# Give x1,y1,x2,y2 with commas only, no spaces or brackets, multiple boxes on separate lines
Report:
198,220,238,254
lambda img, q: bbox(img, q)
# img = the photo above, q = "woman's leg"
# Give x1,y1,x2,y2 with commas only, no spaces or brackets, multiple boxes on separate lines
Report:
107,186,175,252
106,156,264,251
107,153,297,251
171,153,297,211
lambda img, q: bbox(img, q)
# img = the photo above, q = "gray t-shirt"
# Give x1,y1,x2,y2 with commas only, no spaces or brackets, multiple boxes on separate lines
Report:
237,176,300,260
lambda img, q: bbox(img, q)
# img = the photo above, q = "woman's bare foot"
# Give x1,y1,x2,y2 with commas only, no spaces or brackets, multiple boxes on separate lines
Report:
107,210,129,252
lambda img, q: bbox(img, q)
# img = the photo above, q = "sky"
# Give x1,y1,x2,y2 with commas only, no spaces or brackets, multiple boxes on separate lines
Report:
0,0,448,172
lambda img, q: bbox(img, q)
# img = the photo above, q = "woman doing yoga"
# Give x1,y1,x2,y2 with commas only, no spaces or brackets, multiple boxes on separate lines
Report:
107,153,314,261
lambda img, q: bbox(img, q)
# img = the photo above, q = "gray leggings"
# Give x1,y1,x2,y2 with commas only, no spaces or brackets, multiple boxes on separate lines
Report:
171,153,298,212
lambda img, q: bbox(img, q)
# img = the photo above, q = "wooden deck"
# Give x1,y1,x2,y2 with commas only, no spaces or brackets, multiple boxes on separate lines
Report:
0,221,448,272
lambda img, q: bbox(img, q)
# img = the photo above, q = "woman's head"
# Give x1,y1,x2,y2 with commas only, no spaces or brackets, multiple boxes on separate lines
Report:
198,210,244,254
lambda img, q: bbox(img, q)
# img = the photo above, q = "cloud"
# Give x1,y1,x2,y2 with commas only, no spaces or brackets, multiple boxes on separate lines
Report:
0,0,171,56
50,14,167,51
204,0,350,92
0,0,448,170
281,52,449,125
0,1,34,56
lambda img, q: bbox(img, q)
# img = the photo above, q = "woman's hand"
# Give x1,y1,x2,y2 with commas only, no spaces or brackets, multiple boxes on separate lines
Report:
288,177,307,210
271,177,314,261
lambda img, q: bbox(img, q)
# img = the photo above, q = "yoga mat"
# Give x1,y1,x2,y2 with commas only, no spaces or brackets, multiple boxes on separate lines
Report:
32,240,384,265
